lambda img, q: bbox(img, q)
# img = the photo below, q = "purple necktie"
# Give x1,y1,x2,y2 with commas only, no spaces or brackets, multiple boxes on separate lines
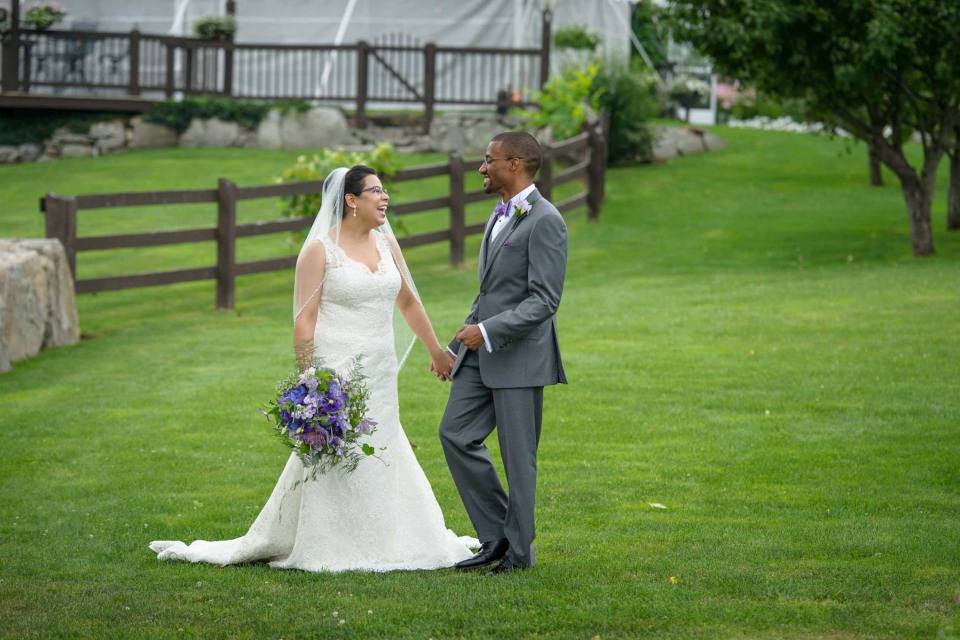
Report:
493,201,510,221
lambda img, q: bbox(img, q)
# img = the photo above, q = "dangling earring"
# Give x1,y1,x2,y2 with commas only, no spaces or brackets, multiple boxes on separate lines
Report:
352,208,357,217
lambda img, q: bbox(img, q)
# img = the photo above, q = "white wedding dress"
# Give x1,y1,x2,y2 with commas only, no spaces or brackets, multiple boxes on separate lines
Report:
150,232,476,572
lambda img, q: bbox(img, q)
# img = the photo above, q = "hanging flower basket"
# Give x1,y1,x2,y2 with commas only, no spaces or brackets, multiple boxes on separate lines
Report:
193,15,237,41
23,2,67,31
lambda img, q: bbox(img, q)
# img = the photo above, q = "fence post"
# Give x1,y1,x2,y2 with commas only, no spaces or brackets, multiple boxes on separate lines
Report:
1,0,21,92
21,42,31,92
587,119,607,222
164,41,175,97
216,178,237,309
223,0,236,96
355,41,369,129
423,42,437,134
222,41,234,96
184,44,195,95
537,144,553,202
128,29,141,96
449,153,466,267
41,193,78,280
539,8,552,88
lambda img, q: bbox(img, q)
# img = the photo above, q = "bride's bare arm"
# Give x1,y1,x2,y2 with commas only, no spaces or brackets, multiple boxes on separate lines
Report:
293,241,326,371
386,236,453,376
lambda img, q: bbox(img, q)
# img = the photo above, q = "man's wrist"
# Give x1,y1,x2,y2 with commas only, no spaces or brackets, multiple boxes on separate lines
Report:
477,322,493,353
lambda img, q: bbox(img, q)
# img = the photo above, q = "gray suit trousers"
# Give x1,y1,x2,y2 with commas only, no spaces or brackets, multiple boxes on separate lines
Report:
439,350,542,567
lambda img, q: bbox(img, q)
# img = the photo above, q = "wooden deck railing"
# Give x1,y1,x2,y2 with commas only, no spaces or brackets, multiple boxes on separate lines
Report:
1,5,553,129
41,121,607,309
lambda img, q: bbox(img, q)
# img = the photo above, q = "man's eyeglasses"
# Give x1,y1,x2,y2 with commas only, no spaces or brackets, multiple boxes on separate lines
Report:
481,156,523,166
361,186,388,196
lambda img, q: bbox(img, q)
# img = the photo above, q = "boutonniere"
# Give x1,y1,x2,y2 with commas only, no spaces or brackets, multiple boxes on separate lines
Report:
513,199,531,219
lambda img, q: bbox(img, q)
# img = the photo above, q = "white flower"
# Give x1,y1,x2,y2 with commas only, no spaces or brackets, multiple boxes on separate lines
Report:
513,199,532,218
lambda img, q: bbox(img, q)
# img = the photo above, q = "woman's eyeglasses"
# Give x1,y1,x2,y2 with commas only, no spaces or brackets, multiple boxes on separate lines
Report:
361,186,388,196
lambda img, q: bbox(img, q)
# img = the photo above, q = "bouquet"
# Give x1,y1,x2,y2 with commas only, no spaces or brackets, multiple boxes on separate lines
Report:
262,359,380,478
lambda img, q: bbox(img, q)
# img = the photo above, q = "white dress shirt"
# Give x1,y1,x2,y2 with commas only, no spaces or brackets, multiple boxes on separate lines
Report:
476,183,537,352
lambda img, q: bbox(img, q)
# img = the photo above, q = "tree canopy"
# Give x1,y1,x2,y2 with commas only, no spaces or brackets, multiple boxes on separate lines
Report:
669,0,960,255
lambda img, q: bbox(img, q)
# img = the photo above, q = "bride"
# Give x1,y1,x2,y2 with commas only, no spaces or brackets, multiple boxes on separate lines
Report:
149,165,476,572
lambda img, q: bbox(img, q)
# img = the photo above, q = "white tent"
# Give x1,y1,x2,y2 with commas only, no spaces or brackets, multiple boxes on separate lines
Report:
63,1,629,54
62,1,633,75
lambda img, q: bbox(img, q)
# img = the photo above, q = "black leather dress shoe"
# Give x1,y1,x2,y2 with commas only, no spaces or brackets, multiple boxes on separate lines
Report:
486,558,528,575
454,538,509,570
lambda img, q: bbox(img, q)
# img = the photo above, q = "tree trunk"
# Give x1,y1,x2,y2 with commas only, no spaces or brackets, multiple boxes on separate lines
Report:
897,175,935,256
868,142,883,187
948,152,960,231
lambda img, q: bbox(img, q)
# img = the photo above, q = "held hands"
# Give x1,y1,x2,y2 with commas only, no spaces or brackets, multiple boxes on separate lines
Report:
429,348,456,382
455,324,485,351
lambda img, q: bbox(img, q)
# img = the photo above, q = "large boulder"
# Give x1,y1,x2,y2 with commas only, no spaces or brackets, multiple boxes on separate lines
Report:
257,107,350,149
17,144,42,162
130,117,178,149
0,239,79,373
427,112,518,154
254,110,284,149
650,126,727,162
179,117,244,147
60,143,96,158
90,119,127,153
0,146,20,163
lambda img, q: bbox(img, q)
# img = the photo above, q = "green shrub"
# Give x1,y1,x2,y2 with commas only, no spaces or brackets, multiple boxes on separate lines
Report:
553,26,600,51
145,97,271,134
515,63,602,140
516,60,657,165
729,90,810,122
273,99,313,116
0,110,121,146
274,144,404,235
192,15,237,40
592,64,658,165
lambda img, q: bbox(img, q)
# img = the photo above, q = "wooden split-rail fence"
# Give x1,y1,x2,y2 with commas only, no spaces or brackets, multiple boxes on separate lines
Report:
41,122,607,309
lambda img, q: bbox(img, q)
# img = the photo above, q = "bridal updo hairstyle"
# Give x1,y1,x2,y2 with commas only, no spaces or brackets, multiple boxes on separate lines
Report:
490,131,542,179
342,164,378,217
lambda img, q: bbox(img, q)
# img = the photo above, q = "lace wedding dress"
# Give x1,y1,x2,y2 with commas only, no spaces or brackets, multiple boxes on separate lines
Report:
150,232,476,572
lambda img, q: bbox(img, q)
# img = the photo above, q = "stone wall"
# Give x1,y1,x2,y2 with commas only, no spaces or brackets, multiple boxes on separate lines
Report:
0,108,724,164
0,107,352,162
0,108,522,162
0,239,80,373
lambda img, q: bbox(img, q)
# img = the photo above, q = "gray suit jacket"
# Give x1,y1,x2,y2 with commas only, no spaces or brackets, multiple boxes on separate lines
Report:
449,188,568,388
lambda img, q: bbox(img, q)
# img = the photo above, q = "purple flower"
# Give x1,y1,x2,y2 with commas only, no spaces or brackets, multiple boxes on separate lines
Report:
282,385,308,406
300,431,327,447
355,417,378,435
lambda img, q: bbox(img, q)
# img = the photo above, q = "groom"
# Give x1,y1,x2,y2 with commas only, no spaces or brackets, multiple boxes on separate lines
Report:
435,131,567,575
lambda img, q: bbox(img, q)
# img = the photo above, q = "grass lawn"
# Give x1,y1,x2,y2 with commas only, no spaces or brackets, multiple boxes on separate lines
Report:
1,128,958,639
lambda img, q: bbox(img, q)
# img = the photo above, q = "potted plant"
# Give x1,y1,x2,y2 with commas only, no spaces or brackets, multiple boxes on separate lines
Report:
23,2,67,31
193,15,237,41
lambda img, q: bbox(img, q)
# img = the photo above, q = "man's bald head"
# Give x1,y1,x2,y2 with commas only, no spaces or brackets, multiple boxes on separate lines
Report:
490,131,542,179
